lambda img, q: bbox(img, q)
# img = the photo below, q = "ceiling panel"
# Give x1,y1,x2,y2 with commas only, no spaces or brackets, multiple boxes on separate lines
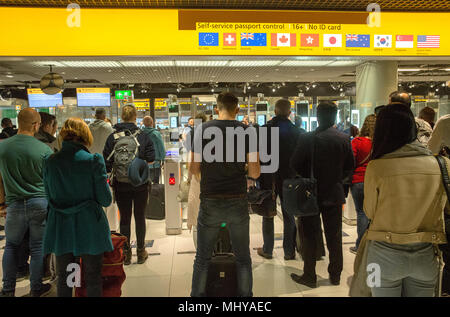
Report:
0,0,449,11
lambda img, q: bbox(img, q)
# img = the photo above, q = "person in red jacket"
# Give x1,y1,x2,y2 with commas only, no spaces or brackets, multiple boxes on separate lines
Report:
349,114,376,254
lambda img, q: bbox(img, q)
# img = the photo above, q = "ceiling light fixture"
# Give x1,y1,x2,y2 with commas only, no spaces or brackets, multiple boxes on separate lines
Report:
398,68,422,72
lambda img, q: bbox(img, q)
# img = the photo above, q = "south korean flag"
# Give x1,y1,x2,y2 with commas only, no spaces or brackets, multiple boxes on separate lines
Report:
374,35,392,48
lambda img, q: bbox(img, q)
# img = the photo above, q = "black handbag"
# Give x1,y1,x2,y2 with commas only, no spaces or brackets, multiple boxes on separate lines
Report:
248,175,277,218
282,133,320,217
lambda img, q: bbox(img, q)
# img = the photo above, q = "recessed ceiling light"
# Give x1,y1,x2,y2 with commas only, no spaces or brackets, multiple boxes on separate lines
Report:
228,61,281,67
32,61,66,67
255,75,259,78
398,68,422,72
175,61,228,67
5,75,14,78
121,61,174,67
279,61,332,67
62,61,121,67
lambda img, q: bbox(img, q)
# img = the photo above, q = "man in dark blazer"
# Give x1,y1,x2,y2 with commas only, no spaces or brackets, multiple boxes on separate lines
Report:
290,101,354,288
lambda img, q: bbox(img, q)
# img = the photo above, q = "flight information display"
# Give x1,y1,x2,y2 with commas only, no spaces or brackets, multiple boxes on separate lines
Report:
76,88,111,107
27,89,63,108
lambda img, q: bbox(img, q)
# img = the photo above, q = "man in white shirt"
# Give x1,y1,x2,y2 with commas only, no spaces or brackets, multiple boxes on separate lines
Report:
88,108,113,155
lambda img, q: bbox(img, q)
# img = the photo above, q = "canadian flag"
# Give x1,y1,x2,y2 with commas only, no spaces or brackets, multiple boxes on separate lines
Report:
271,33,296,47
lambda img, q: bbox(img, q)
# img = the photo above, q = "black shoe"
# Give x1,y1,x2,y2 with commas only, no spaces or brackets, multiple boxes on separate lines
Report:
0,289,14,297
124,247,132,266
284,254,296,261
30,283,52,297
290,273,317,288
349,246,358,254
256,248,273,259
330,275,341,286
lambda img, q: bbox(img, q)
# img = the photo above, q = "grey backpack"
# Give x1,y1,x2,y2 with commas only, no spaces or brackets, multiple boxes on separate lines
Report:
107,129,141,184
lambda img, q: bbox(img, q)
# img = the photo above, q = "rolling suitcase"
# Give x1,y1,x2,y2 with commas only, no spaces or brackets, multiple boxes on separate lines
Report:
145,183,165,220
205,226,238,297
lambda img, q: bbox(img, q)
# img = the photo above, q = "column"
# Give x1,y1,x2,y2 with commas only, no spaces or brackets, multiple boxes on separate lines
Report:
356,61,398,122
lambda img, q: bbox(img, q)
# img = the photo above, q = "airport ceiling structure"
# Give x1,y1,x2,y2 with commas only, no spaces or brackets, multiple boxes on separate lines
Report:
0,0,449,11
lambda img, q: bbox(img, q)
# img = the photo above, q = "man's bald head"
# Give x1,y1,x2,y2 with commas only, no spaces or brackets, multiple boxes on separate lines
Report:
143,116,153,128
18,108,41,134
389,91,411,108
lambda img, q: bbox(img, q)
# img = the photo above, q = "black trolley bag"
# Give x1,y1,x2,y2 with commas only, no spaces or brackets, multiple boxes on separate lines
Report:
145,183,165,220
205,226,238,297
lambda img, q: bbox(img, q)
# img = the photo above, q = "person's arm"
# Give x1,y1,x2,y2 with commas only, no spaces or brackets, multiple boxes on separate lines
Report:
428,120,443,155
290,134,308,176
102,133,115,173
343,138,355,179
247,152,260,179
156,131,166,162
142,133,155,164
363,162,377,221
93,154,113,207
0,172,6,215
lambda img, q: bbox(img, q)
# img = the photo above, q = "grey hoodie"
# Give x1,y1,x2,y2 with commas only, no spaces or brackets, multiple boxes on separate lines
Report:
88,119,114,155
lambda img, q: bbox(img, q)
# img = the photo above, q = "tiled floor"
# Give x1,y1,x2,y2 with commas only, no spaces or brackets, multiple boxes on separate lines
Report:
0,213,358,297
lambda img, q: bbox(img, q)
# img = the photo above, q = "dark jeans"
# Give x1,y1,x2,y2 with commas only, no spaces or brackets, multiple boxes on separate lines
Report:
56,253,103,297
191,197,252,297
149,167,161,184
18,230,30,273
301,205,343,281
115,188,148,249
350,182,369,249
2,198,47,292
262,195,296,257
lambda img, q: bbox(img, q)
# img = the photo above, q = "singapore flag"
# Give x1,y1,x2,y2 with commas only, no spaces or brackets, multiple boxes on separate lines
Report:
323,34,342,47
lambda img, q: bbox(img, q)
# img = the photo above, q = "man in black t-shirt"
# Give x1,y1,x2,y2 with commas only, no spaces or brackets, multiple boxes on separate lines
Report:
189,92,260,297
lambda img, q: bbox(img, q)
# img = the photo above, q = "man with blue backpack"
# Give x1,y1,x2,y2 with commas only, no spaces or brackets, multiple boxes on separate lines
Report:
103,105,155,265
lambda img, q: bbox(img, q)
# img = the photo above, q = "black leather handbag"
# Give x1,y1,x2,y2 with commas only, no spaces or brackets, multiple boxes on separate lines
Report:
282,133,320,217
248,176,277,218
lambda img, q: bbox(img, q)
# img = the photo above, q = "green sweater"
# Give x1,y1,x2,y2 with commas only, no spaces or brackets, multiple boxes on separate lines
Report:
42,141,113,256
0,134,53,205
142,127,165,168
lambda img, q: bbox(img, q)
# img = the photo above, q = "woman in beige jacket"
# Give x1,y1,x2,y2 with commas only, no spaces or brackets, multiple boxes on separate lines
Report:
355,104,449,297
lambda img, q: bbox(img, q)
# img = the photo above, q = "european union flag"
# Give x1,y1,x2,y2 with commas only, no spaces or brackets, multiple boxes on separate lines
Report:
199,33,219,46
241,33,267,46
346,34,370,48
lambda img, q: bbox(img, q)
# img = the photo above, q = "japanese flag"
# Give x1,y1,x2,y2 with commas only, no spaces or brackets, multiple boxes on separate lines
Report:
323,34,342,47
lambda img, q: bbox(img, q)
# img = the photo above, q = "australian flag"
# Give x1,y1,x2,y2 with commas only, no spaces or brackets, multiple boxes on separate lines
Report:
241,33,267,46
199,33,219,46
346,34,370,48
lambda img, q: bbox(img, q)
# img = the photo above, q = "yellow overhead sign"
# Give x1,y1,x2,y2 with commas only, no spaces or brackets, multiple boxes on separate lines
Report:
134,99,150,110
0,8,448,56
76,88,110,94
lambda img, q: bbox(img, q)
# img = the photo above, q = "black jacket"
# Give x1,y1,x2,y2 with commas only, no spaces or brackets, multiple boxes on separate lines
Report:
259,116,304,193
290,126,354,206
103,122,155,175
0,127,17,139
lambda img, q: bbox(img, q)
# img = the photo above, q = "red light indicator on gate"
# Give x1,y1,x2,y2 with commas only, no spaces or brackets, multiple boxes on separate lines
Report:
169,173,176,185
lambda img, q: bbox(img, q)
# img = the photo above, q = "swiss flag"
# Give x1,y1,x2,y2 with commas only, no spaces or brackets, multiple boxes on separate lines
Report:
300,34,320,47
223,33,237,46
271,33,296,47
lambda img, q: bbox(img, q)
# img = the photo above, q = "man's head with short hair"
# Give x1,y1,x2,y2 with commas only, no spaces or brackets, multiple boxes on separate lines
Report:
17,108,41,135
274,99,291,118
143,116,154,128
418,106,436,126
95,108,107,120
317,101,338,128
1,118,12,129
121,105,137,122
217,92,239,115
188,117,194,127
39,112,56,135
195,112,207,123
389,91,411,108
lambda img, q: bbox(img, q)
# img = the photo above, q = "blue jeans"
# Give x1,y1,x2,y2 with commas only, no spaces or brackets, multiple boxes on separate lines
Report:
191,198,252,297
367,241,439,297
351,182,369,249
2,198,48,292
262,198,296,257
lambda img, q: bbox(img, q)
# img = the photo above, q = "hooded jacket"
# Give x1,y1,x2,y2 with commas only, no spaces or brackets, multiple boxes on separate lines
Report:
142,126,165,169
0,126,17,140
35,129,59,152
88,119,114,155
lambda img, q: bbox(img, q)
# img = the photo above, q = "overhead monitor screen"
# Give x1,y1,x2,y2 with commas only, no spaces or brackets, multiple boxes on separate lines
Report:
76,88,111,107
170,116,178,128
256,103,267,112
27,89,63,108
155,119,169,130
257,115,266,126
297,102,309,117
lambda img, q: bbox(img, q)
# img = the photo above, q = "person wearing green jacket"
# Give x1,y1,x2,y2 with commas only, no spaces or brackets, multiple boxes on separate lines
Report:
42,117,113,297
142,116,165,184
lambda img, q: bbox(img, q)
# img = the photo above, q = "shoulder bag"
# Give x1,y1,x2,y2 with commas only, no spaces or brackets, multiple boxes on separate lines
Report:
282,133,320,217
248,175,277,218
